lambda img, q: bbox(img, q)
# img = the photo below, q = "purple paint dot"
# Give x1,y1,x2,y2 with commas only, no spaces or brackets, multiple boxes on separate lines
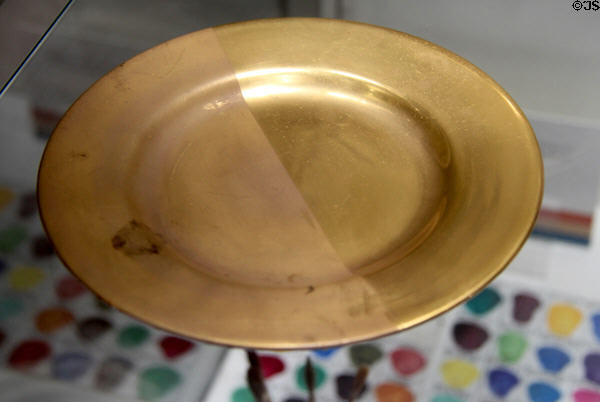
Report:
584,353,600,384
513,293,540,323
95,356,133,391
336,374,368,400
591,314,600,342
453,322,489,351
52,352,92,380
77,317,112,341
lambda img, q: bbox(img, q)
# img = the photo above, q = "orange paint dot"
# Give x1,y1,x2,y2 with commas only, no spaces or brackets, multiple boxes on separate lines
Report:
376,383,414,402
35,308,74,333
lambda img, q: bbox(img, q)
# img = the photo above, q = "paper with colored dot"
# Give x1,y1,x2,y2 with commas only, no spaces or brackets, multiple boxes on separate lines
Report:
206,276,600,402
0,185,223,402
429,278,600,401
206,319,442,402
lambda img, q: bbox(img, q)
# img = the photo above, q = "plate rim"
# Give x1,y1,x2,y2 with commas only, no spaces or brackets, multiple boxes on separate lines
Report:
37,17,544,349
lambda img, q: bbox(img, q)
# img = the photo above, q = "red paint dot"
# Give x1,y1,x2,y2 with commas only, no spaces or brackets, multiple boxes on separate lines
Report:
159,336,194,359
56,276,87,300
391,348,426,376
9,339,51,370
259,355,285,379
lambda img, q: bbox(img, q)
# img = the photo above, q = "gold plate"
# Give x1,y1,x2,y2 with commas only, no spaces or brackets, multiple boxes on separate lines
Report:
38,19,542,349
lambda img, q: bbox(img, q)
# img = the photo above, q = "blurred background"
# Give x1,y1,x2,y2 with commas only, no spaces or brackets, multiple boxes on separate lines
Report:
1,1,599,401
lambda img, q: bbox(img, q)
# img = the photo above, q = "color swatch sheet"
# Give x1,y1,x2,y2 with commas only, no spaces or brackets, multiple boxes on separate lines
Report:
206,319,442,402
205,275,600,402
0,184,223,402
520,117,600,246
431,278,600,402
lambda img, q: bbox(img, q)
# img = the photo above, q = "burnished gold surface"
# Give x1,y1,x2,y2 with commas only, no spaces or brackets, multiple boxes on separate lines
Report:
38,19,543,349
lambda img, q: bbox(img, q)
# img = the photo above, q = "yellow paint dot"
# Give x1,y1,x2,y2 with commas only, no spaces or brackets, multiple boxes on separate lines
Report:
9,266,45,291
440,359,479,389
548,303,582,337
0,188,14,211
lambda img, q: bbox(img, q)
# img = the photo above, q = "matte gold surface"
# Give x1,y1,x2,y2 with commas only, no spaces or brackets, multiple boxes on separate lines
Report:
38,19,543,349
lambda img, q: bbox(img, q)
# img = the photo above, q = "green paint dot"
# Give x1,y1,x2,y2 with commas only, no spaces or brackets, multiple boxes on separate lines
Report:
465,288,501,315
118,325,150,348
432,395,464,402
0,296,23,320
296,362,326,391
231,387,255,402
0,226,27,253
138,366,181,401
498,331,527,363
349,343,383,366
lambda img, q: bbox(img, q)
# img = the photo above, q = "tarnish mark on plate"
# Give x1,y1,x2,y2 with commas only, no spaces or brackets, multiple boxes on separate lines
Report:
111,220,164,256
69,151,88,159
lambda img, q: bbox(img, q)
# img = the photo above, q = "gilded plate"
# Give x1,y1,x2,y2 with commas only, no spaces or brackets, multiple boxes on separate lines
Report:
38,19,542,349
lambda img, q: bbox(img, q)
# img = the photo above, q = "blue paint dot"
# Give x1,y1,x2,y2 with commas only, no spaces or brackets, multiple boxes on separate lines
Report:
488,368,519,397
528,382,561,402
313,347,339,358
537,347,571,373
591,314,600,342
52,352,92,380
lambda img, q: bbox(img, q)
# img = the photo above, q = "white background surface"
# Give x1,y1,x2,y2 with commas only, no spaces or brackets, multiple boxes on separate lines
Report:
336,0,600,127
